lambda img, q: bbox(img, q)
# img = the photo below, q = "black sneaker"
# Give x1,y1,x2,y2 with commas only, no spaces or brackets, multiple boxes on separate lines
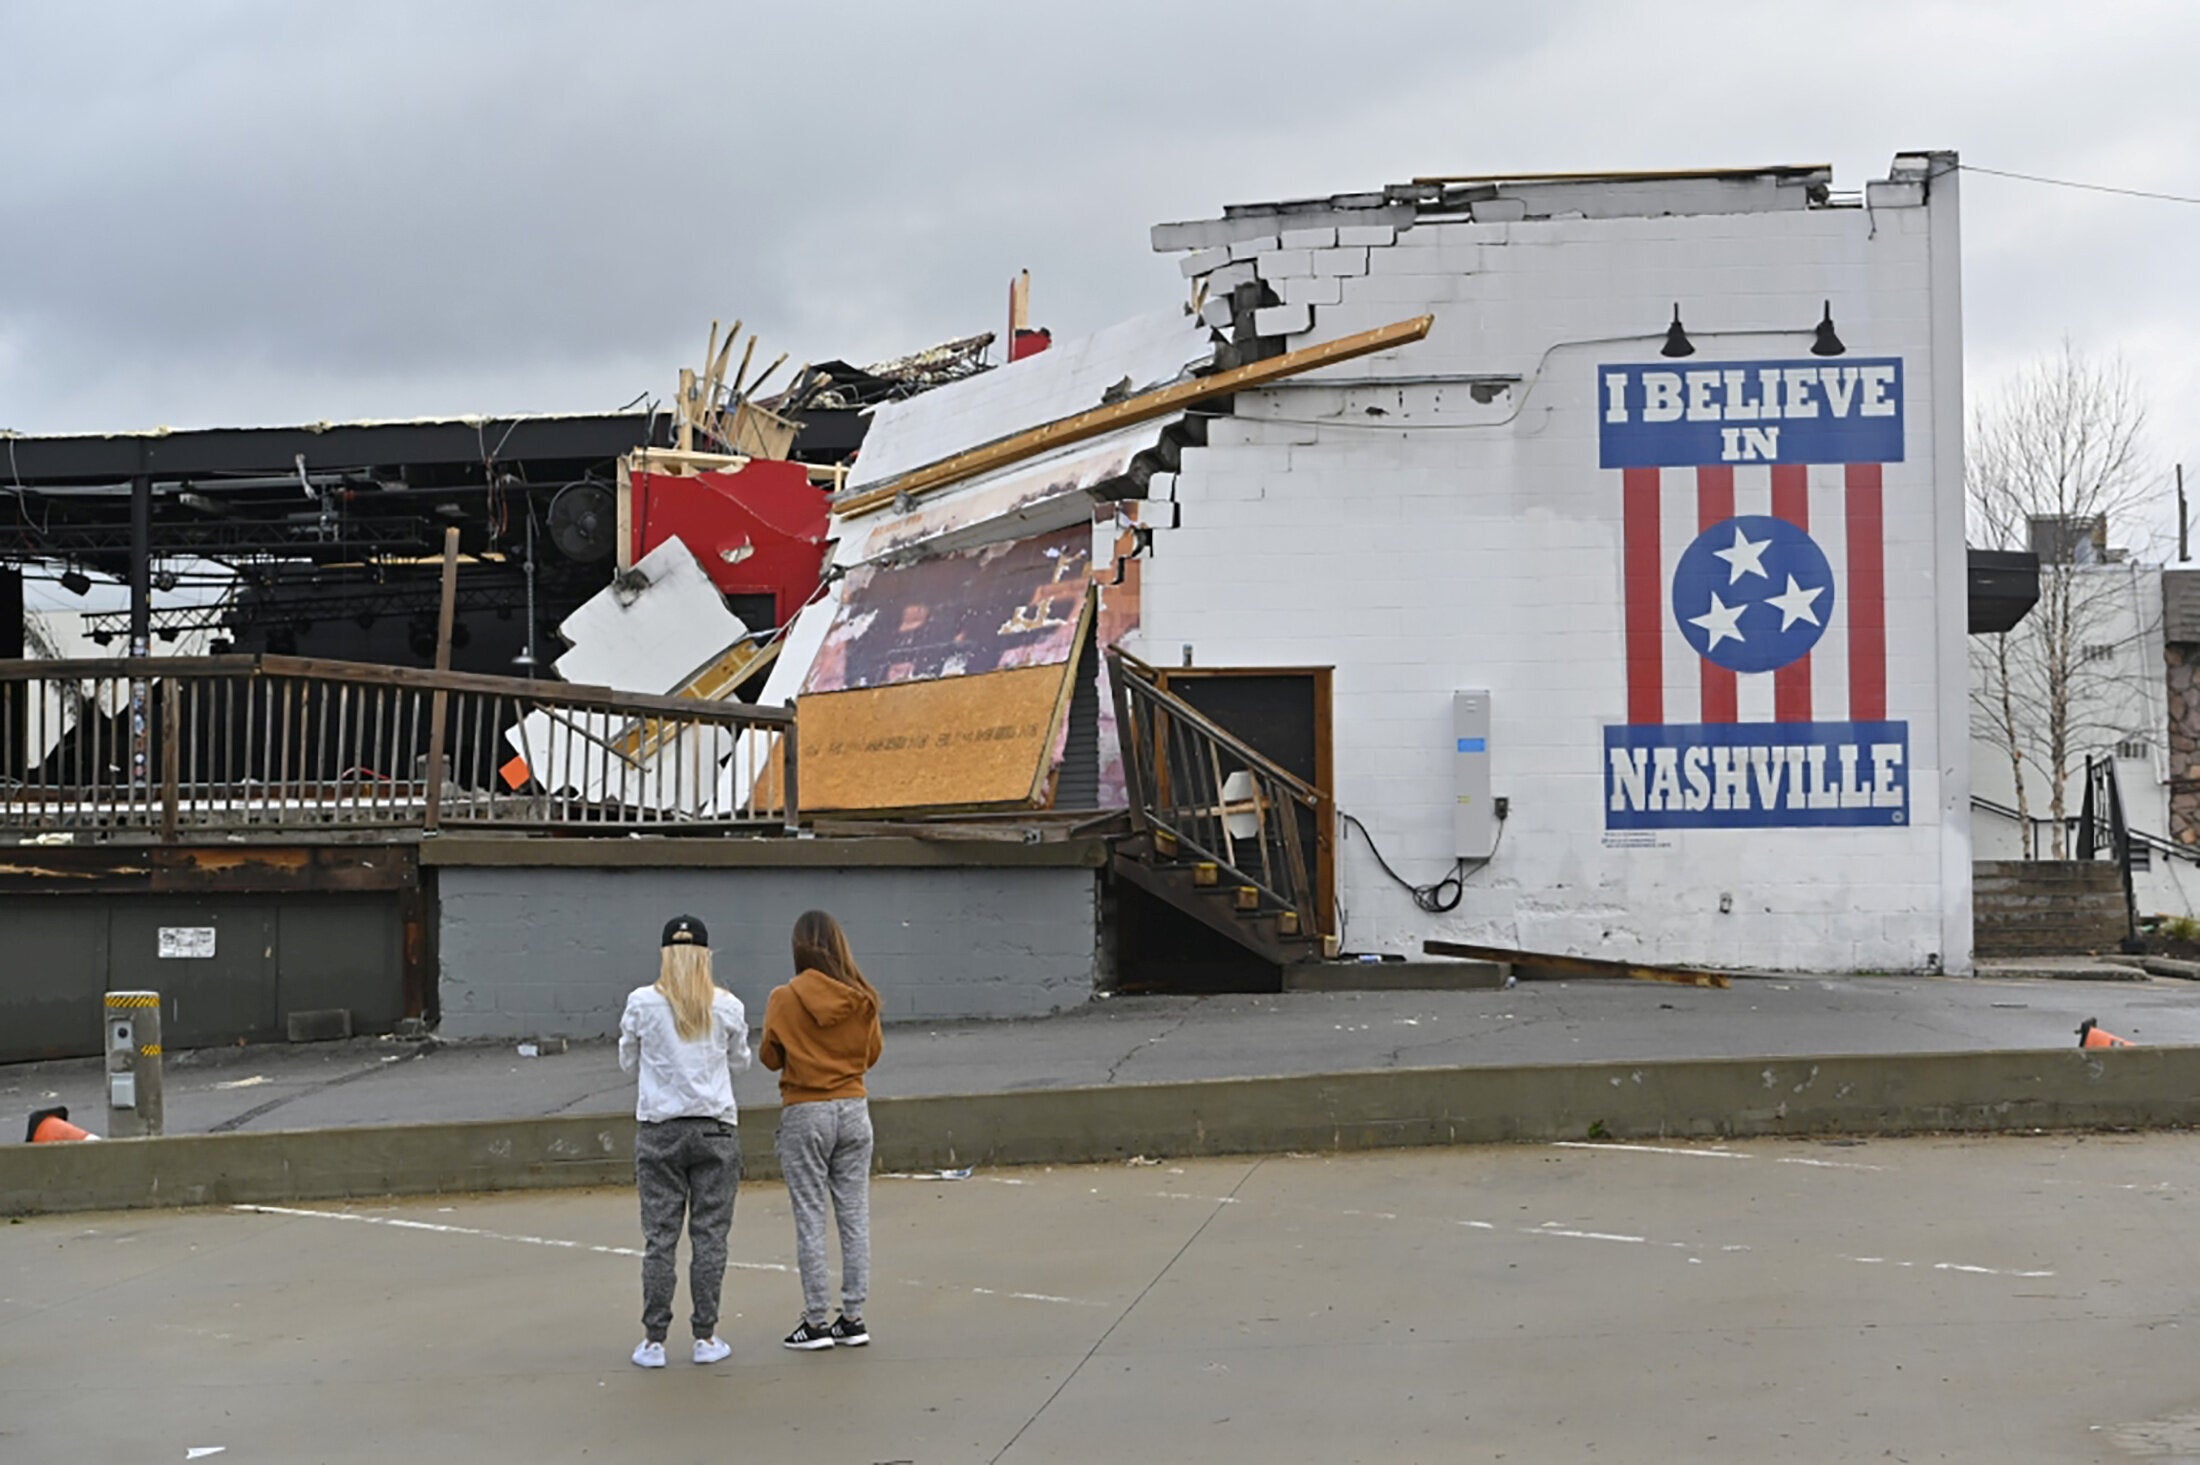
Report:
829,1315,869,1347
783,1318,834,1351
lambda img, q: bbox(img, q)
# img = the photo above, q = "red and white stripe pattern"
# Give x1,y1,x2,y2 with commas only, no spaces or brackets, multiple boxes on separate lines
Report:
1622,463,1885,727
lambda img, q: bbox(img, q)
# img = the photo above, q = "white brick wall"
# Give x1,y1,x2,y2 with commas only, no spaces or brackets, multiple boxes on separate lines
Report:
1129,182,1970,974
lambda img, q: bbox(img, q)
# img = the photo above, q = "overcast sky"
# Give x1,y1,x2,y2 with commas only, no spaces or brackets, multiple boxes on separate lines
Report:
2,2,2194,542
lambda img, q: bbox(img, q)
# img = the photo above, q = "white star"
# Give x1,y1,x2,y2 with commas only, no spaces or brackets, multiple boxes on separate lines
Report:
1765,575,1826,631
1711,526,1772,584
1688,592,1747,650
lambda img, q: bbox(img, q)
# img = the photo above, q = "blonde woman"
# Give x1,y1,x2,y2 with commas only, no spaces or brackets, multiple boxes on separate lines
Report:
760,909,883,1350
619,914,751,1368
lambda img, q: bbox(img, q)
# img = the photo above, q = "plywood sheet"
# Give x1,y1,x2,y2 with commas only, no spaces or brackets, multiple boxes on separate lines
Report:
798,662,1075,814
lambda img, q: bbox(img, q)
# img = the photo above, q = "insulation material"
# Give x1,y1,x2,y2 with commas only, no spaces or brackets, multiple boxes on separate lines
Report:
805,522,1091,694
1093,500,1150,807
846,309,1214,491
553,537,748,695
796,657,1085,814
831,421,1179,571
500,709,772,816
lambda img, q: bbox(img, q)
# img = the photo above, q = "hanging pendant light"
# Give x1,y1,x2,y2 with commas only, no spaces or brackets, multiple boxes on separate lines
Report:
1660,303,1695,358
1810,300,1847,357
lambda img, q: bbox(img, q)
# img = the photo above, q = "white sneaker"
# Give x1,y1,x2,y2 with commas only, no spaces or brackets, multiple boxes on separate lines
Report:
632,1340,667,1369
692,1336,731,1365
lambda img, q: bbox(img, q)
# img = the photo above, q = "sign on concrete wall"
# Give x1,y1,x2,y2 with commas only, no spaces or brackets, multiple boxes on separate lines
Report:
157,926,217,959
1599,360,1905,468
1601,355,1910,830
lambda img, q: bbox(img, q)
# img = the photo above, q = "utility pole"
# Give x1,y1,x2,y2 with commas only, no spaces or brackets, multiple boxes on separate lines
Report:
2180,463,2189,563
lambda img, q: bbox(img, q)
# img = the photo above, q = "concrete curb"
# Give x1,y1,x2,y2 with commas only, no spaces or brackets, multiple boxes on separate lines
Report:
5,1046,2196,1217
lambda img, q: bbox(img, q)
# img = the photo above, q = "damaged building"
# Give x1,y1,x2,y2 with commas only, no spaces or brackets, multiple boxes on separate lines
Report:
768,153,1971,985
0,154,1975,1056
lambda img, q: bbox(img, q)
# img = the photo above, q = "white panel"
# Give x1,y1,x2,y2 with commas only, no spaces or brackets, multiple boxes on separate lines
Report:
848,310,1215,490
1808,464,1852,720
1454,690,1495,858
553,537,746,696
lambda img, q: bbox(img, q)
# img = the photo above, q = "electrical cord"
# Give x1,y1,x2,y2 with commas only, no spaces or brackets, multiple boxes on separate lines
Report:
1339,809,1502,914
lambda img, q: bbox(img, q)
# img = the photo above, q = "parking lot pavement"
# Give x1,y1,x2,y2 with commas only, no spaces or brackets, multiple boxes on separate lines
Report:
7,1131,2200,1462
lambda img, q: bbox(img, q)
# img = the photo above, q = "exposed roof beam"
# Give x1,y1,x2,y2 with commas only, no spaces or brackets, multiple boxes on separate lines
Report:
836,315,1434,520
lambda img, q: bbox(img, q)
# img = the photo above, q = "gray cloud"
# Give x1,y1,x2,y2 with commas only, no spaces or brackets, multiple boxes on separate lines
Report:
2,0,2193,530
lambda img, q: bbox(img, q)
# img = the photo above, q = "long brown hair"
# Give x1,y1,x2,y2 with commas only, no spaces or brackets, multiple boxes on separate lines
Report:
655,943,718,1041
792,909,875,996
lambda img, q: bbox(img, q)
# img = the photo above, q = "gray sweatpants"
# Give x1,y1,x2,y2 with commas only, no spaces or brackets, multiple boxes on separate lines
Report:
775,1098,873,1326
635,1116,742,1342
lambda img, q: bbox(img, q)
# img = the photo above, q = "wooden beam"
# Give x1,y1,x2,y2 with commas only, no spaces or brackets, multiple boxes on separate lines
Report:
1423,938,1732,990
421,525,461,832
837,314,1435,520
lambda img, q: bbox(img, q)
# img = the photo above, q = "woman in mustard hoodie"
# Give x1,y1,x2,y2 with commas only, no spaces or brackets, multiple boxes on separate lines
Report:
759,909,884,1350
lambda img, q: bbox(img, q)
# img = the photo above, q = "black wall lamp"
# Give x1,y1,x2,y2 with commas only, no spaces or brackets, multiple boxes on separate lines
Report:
1810,301,1847,357
1660,303,1695,358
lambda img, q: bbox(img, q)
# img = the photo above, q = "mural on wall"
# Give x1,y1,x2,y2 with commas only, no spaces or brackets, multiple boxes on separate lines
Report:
1598,355,1911,829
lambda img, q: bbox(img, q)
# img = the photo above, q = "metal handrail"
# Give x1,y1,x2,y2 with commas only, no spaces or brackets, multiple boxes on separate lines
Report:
0,655,796,840
2078,754,2141,947
1108,649,1323,937
1971,793,2200,866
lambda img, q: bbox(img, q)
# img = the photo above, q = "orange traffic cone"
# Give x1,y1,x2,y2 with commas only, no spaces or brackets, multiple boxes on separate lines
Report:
26,1105,99,1143
2077,1018,2135,1050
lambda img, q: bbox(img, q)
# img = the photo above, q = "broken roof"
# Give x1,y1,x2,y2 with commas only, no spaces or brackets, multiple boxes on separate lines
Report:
1150,163,1844,253
843,309,1214,493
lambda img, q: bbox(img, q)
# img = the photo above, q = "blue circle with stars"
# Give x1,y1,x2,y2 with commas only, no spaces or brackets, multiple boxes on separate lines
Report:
1671,515,1836,675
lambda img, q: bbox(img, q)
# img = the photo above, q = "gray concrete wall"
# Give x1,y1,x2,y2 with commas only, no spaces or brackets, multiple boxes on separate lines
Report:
11,1047,2200,1218
435,863,1102,1037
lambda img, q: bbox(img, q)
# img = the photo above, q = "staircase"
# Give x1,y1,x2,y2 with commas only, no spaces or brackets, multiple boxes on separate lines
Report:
1973,861,2131,956
1109,651,1329,966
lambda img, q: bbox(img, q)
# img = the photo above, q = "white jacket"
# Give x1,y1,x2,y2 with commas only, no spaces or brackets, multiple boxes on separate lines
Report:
619,986,752,1123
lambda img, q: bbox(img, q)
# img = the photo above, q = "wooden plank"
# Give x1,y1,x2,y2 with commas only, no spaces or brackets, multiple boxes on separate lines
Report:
838,314,1435,519
158,676,180,844
421,526,461,832
1422,938,1732,989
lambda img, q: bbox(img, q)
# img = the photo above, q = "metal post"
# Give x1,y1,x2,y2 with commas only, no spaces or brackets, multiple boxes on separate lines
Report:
104,991,163,1138
128,473,152,799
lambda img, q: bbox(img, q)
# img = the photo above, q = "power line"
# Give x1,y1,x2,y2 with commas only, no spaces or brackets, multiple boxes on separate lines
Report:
1962,164,2200,207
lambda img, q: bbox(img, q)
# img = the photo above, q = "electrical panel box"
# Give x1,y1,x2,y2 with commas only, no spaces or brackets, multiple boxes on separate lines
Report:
1453,690,1495,858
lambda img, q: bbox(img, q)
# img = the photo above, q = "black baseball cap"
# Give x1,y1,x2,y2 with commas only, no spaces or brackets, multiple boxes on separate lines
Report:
662,914,709,948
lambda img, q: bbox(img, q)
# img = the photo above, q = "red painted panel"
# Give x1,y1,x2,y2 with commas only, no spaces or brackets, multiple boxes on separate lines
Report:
1623,467,1663,726
1845,462,1886,722
627,460,830,629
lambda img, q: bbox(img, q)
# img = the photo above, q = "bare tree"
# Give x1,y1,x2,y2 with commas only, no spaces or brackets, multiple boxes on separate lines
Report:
1968,344,2152,858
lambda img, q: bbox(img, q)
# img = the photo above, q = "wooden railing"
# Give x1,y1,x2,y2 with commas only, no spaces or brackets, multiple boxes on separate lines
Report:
1108,648,1324,937
0,655,796,840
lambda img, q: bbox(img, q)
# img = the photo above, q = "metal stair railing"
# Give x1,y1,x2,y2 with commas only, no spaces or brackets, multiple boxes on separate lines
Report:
1971,793,2200,868
2076,753,2141,949
1107,648,1325,940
